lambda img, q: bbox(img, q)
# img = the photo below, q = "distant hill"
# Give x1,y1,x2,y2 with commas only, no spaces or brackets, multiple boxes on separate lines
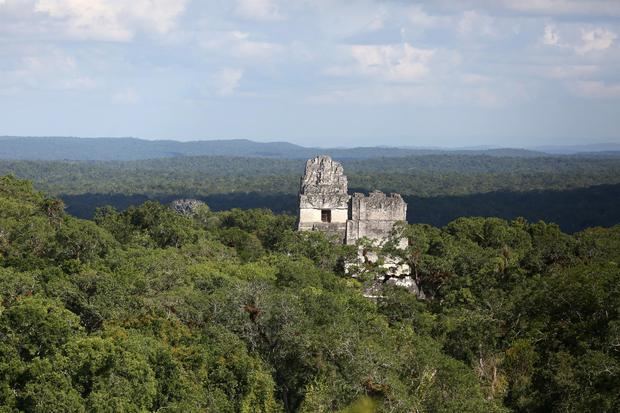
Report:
0,137,307,161
0,136,552,161
533,143,620,154
1,153,619,233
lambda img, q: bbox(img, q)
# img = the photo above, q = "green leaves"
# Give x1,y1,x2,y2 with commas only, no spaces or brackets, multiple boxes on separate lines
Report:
0,297,83,361
1,176,619,412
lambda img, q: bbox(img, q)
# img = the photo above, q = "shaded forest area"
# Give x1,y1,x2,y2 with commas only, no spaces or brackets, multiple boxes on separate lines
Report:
1,175,619,412
60,183,620,233
1,154,619,233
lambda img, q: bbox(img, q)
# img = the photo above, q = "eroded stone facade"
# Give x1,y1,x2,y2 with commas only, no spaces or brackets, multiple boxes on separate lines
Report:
170,199,206,216
298,155,349,241
346,191,407,245
297,155,407,245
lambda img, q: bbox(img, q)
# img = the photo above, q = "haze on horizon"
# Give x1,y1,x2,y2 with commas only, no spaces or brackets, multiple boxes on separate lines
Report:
1,0,619,148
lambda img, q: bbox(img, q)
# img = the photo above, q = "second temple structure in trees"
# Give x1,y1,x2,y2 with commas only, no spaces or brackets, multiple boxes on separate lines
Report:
298,155,407,244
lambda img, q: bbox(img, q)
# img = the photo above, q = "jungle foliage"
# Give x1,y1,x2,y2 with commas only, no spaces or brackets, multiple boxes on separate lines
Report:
2,155,620,198
0,175,619,412
2,154,620,233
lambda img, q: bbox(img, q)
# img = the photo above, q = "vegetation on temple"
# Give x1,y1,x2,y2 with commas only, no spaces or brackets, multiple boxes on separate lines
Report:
1,175,619,412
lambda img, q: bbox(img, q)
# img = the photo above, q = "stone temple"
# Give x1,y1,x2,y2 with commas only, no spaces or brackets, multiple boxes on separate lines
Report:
298,155,407,244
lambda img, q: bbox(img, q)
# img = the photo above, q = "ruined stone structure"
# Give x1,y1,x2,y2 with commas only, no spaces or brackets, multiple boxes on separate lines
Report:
170,199,206,216
347,191,408,245
298,155,407,245
298,156,350,241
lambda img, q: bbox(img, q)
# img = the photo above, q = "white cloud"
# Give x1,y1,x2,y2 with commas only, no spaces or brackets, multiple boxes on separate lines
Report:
571,80,620,98
230,31,282,59
457,10,495,37
540,25,617,55
460,73,493,85
34,0,187,41
0,49,98,93
366,9,387,31
468,88,501,107
501,0,620,17
575,28,617,54
112,88,140,104
307,80,513,108
545,65,599,79
213,68,244,96
1,0,620,119
234,0,283,21
299,1,399,39
542,25,560,46
328,43,435,83
307,84,441,105
61,75,97,90
202,31,283,60
407,5,444,29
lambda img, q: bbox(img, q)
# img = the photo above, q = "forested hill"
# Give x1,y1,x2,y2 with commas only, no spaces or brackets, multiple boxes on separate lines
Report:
0,136,551,160
1,154,620,232
1,175,619,412
3,154,620,196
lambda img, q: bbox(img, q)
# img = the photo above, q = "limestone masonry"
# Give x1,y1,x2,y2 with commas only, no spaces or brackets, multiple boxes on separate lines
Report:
298,155,407,244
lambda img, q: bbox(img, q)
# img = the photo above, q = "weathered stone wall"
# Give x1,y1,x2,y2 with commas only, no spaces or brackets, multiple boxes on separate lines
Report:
301,222,348,242
297,156,408,246
350,191,407,222
346,191,407,245
299,195,350,210
346,220,398,245
299,156,348,197
170,199,206,216
298,155,350,240
297,156,415,295
299,208,348,224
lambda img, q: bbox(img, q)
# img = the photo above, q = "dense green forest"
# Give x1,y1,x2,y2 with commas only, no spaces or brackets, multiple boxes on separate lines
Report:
2,155,620,232
59,183,620,234
3,155,620,197
1,175,619,412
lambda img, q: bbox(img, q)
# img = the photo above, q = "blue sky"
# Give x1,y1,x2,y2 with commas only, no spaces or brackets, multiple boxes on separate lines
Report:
1,0,619,147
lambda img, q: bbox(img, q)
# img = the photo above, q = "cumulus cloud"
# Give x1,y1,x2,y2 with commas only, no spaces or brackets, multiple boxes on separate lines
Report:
545,65,599,79
572,80,620,98
366,9,387,31
460,73,493,85
458,10,495,37
540,24,617,55
307,80,511,108
213,68,244,96
328,43,435,83
500,0,620,16
407,5,444,29
112,88,140,104
234,0,284,21
34,0,187,41
307,84,440,105
1,0,620,126
202,31,283,60
61,76,97,90
542,25,560,46
575,28,617,54
0,48,97,93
